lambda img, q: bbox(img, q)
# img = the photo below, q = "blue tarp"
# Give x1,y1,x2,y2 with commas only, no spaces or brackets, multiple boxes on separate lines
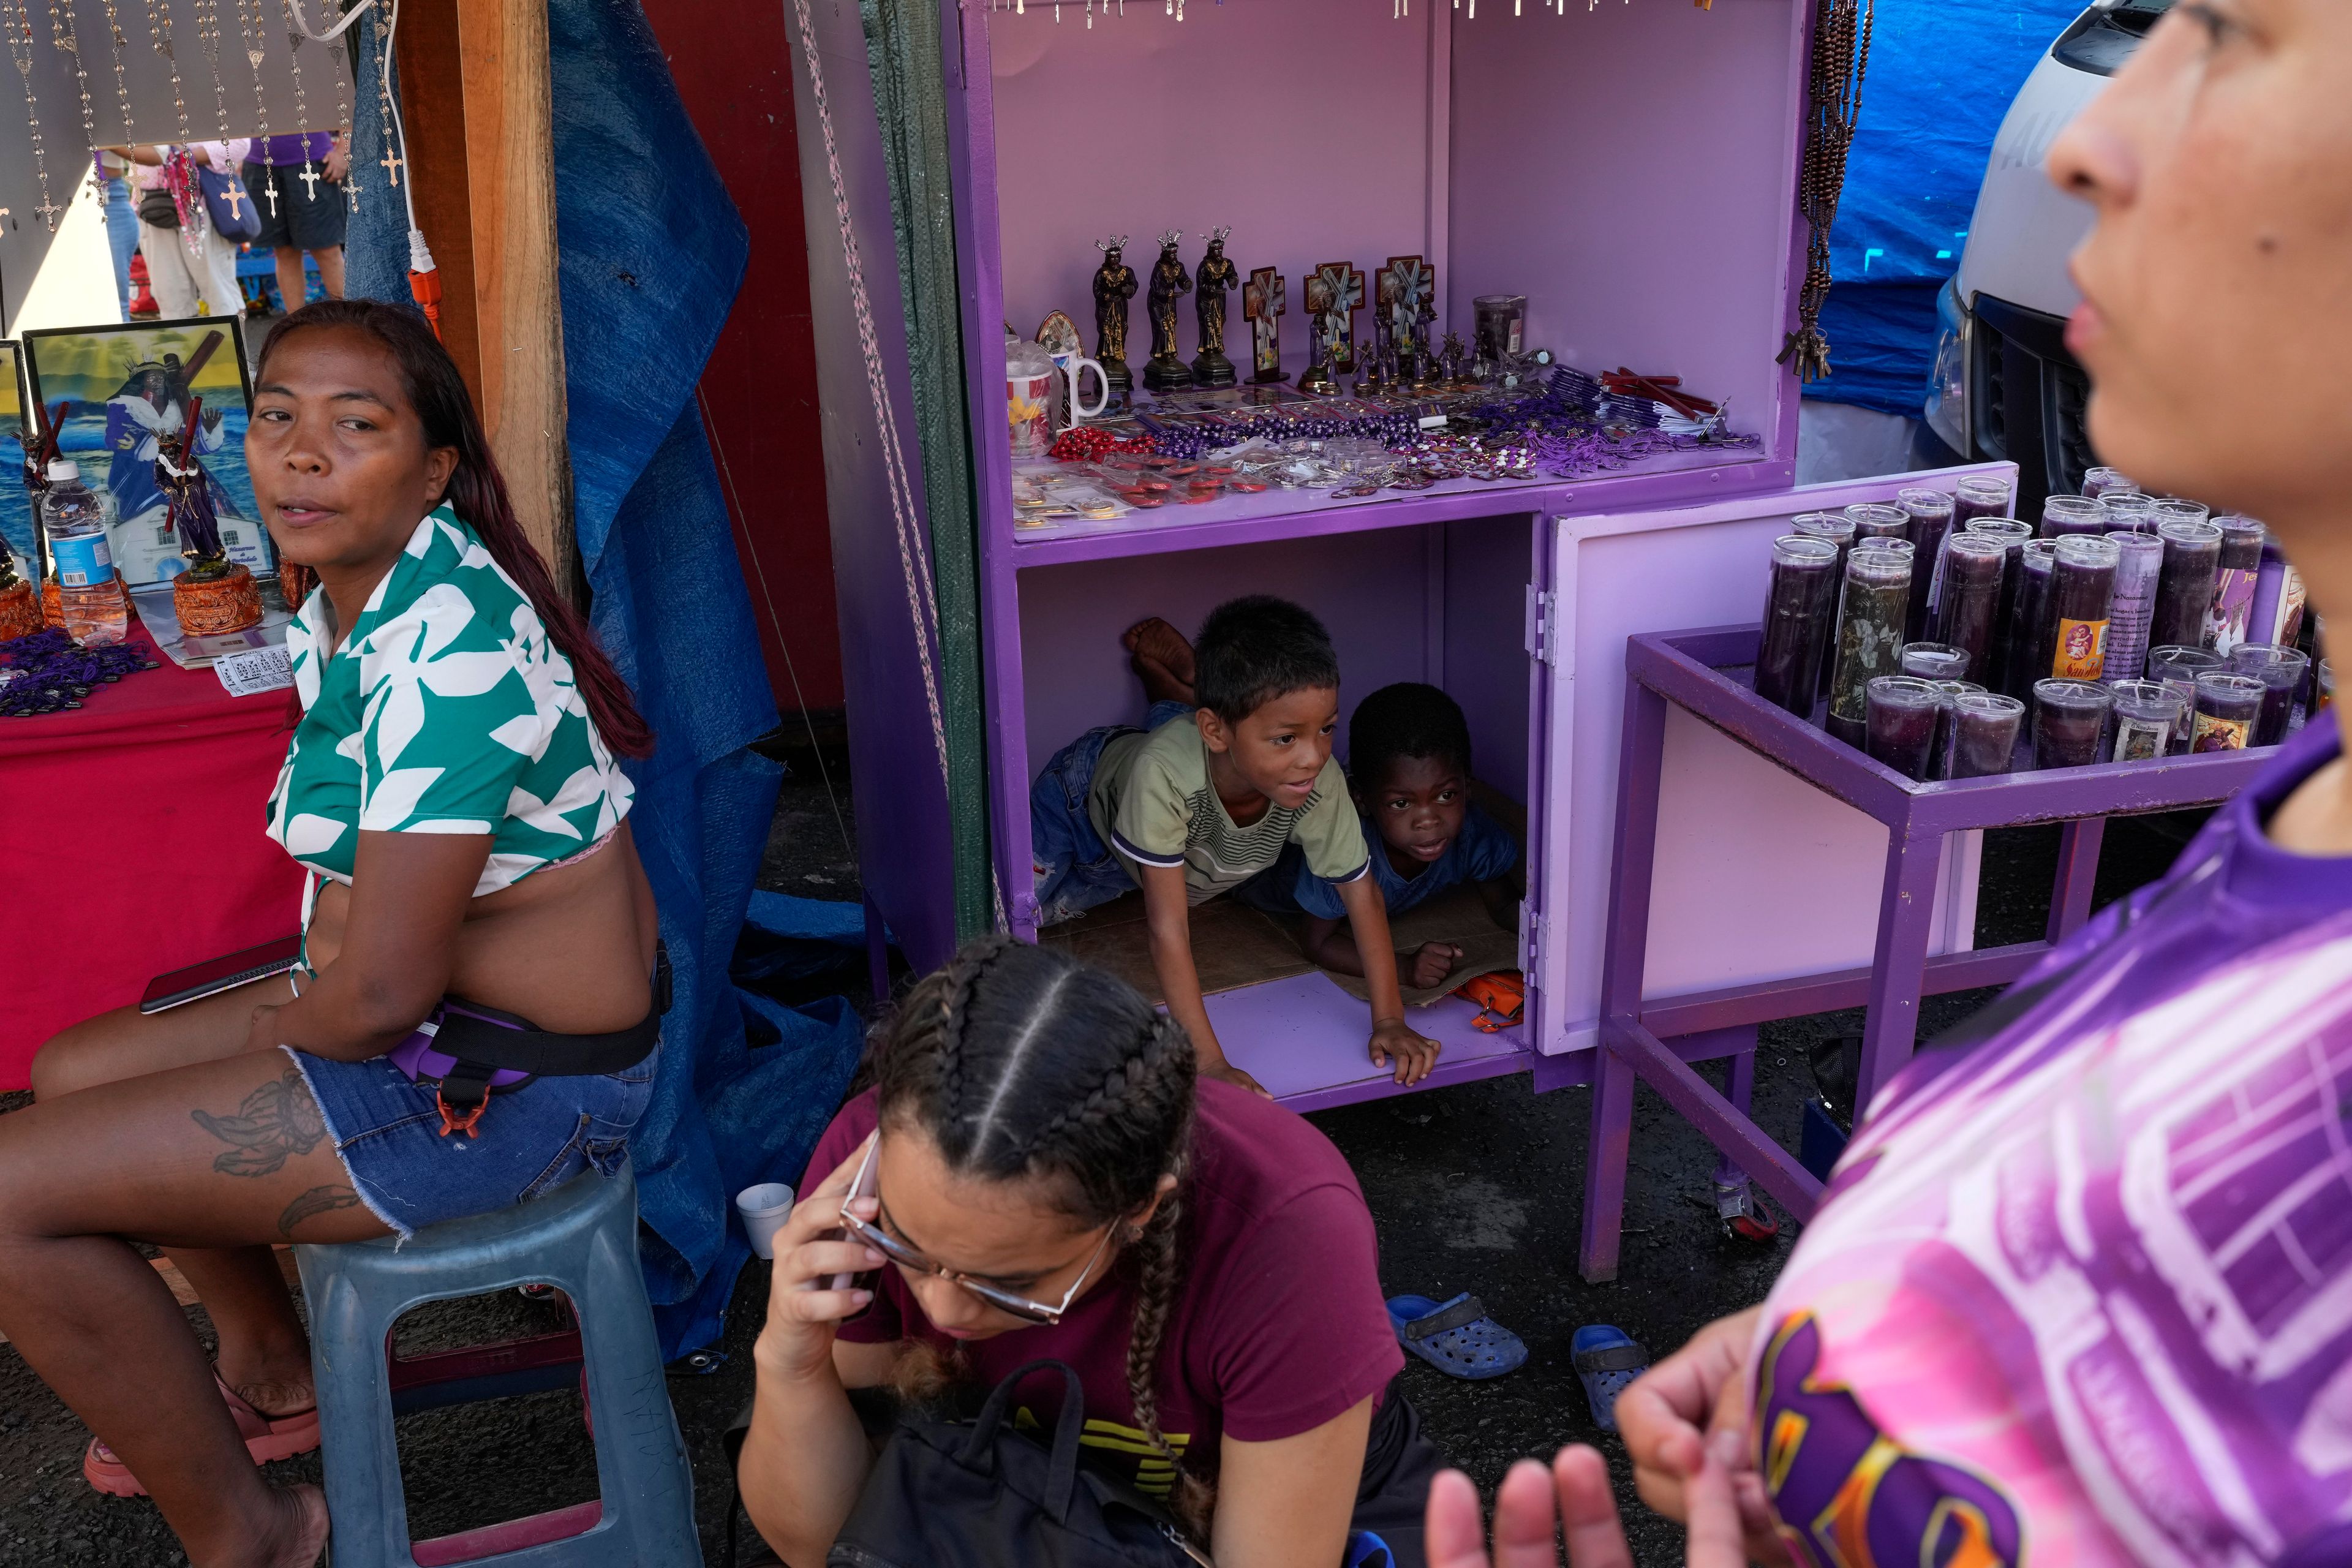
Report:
346,4,861,1357
1806,0,2084,415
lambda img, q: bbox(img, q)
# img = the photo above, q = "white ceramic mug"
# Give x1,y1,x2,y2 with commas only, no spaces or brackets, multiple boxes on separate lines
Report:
1006,341,1059,459
1048,349,1110,428
736,1182,796,1260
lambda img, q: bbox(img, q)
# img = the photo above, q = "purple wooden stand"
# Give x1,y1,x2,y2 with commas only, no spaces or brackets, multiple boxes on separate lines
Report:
1576,624,2271,1281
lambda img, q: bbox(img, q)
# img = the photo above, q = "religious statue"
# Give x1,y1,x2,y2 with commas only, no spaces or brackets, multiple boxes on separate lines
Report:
1382,255,1438,390
160,395,263,636
1190,228,1240,388
1092,236,1140,398
1244,266,1287,385
1314,261,1365,374
1144,230,1194,394
1370,267,1399,380
1298,272,1338,396
1439,330,1470,388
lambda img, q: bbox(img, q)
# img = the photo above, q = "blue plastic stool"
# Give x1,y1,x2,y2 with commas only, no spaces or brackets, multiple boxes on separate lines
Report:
293,1159,701,1567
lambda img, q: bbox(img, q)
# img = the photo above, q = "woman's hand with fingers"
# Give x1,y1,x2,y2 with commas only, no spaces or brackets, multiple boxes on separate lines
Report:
755,1131,886,1385
1425,1439,1751,1568
1616,1305,1784,1555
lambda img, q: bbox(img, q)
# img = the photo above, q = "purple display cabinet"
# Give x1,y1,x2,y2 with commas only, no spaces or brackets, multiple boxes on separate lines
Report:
1575,626,2272,1281
786,0,2024,1112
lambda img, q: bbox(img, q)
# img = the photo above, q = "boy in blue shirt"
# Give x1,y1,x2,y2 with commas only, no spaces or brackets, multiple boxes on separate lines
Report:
1248,682,1522,989
1029,603,1442,1093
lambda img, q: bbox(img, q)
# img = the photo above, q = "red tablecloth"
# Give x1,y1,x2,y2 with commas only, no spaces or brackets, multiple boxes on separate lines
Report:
1,628,304,1088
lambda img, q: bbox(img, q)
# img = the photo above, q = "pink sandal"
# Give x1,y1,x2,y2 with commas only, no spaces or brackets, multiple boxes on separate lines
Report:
82,1370,322,1497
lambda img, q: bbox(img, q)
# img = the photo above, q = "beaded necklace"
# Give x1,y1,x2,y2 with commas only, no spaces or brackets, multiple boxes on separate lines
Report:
144,0,192,143
96,0,137,150
233,0,276,215
4,0,61,230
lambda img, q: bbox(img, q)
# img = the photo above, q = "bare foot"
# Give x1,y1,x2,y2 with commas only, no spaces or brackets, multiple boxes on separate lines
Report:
1122,617,1197,707
258,1482,331,1568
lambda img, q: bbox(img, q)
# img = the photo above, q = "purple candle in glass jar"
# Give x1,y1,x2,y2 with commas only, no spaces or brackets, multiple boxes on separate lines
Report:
2109,680,2185,763
2007,540,2059,702
2210,516,2266,654
1845,503,1912,543
1754,536,1842,716
1898,486,1957,641
2032,679,2113,769
1953,475,2014,530
2101,530,2164,684
1948,692,2026,779
1793,513,1859,699
1866,676,1943,781
2150,497,2211,533
1928,679,1985,780
2147,645,2224,753
2097,492,2158,533
2084,467,2135,499
1827,540,1915,748
1933,533,2006,682
2040,496,2108,538
2152,519,2223,650
1966,518,2034,692
2228,642,2310,747
1899,642,1970,682
2191,671,2265,752
2046,535,2120,683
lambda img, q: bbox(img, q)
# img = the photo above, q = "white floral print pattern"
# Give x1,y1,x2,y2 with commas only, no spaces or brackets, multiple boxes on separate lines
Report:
265,507,635,907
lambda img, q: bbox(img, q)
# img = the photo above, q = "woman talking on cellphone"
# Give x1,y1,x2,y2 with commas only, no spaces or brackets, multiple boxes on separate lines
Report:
1435,2,2352,1564
0,299,663,1568
739,937,1446,1568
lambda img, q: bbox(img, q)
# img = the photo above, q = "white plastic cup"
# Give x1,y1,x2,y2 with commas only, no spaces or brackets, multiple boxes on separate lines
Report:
737,1183,796,1260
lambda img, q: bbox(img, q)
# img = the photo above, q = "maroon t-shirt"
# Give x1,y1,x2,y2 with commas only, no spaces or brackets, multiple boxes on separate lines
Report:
802,1080,1403,1499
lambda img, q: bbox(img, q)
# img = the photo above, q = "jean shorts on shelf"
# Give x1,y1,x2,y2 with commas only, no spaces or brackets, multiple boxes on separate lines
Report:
282,1039,660,1239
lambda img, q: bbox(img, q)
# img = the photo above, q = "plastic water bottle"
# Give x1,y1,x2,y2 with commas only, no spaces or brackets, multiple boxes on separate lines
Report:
43,461,127,647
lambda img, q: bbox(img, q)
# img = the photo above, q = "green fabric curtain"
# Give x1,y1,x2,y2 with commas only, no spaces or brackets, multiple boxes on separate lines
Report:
860,0,994,940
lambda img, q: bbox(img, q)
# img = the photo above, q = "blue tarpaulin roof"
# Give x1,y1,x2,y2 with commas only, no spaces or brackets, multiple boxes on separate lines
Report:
1806,0,2085,416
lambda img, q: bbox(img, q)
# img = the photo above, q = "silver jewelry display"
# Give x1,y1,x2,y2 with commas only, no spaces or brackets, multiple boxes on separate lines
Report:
6,0,62,230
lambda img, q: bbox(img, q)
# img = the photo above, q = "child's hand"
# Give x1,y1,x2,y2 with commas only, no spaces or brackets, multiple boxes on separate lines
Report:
1370,1017,1441,1085
1402,942,1465,989
1202,1058,1274,1099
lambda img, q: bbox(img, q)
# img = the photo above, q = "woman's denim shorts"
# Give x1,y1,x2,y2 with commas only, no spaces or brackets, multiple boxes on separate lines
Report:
282,1039,660,1239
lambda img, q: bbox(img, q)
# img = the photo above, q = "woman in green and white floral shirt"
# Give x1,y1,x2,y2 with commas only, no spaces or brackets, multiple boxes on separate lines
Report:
2,300,664,1568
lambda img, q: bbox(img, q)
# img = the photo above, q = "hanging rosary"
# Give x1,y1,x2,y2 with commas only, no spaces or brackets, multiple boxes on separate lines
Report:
234,0,276,216
278,0,318,200
328,1,357,211
96,0,137,150
193,0,232,140
48,0,103,202
1778,0,1874,383
143,0,194,143
4,0,61,230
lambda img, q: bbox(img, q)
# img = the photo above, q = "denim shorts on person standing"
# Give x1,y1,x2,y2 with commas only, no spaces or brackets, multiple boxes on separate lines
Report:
282,1039,660,1240
1030,699,1194,927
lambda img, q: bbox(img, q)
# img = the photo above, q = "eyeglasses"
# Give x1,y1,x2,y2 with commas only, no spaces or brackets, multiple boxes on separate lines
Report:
840,1137,1115,1325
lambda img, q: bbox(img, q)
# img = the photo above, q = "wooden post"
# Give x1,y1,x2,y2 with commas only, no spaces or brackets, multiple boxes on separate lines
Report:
395,0,576,597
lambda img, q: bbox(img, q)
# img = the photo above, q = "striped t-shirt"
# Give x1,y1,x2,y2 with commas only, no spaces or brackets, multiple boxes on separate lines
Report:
1085,715,1368,905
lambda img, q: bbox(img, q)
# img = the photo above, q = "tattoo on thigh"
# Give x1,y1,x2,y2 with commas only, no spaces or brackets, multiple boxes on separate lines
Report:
279,1183,361,1237
192,1069,330,1177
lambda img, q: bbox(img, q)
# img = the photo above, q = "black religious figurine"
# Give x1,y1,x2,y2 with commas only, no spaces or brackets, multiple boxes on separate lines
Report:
1190,227,1239,388
1144,230,1194,394
1092,236,1140,399
1439,330,1471,389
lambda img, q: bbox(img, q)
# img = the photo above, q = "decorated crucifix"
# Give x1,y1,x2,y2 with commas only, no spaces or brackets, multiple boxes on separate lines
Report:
1381,255,1436,388
1314,261,1365,374
1243,267,1284,385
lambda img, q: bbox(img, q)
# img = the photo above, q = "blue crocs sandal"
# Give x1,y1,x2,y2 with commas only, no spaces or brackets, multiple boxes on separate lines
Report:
1387,1293,1528,1381
1346,1530,1396,1568
1572,1324,1651,1433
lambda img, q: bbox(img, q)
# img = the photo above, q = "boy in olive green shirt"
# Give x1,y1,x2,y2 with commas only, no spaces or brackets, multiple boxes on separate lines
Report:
1030,597,1439,1095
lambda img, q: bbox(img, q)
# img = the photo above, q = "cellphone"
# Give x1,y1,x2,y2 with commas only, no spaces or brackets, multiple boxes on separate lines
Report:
139,935,305,1015
821,1138,884,1294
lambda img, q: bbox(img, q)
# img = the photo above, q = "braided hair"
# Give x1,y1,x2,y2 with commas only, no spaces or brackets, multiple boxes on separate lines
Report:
874,936,1212,1537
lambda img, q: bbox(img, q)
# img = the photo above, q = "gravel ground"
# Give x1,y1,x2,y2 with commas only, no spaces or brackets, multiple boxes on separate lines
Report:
0,758,2199,1565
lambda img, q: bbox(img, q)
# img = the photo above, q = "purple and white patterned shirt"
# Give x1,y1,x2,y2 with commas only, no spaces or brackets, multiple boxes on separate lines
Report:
1754,715,2352,1568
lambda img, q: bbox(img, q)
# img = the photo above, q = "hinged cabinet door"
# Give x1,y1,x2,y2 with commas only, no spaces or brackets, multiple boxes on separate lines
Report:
1522,463,2019,1060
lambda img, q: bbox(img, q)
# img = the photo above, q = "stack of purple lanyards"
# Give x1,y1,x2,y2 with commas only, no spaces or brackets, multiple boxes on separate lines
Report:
0,628,161,718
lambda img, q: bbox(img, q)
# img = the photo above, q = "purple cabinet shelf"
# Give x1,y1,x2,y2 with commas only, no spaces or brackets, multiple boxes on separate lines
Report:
1575,624,2272,1282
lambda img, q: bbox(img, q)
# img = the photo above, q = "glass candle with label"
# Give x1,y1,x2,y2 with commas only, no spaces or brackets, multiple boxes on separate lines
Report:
2192,671,2265,752
1865,677,1944,781
1966,518,2035,693
2228,642,2310,747
2007,540,2060,702
2033,679,2113,769
1827,540,1915,748
2151,520,2223,652
2097,492,2158,533
2083,467,2136,499
2040,496,2108,539
1898,486,1958,640
1754,536,1842,716
1948,692,2026,779
2147,646,2225,753
1932,533,2007,684
1928,679,1985,781
1953,475,2015,530
1793,513,1860,699
2108,680,2187,763
2100,531,2165,685
2321,658,2336,715
2046,535,2120,682
2210,518,2267,654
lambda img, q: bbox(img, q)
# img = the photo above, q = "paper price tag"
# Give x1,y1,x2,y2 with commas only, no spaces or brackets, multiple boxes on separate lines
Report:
215,644,294,698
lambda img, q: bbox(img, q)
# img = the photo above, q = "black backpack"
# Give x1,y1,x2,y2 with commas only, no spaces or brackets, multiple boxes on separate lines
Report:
827,1359,1206,1568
